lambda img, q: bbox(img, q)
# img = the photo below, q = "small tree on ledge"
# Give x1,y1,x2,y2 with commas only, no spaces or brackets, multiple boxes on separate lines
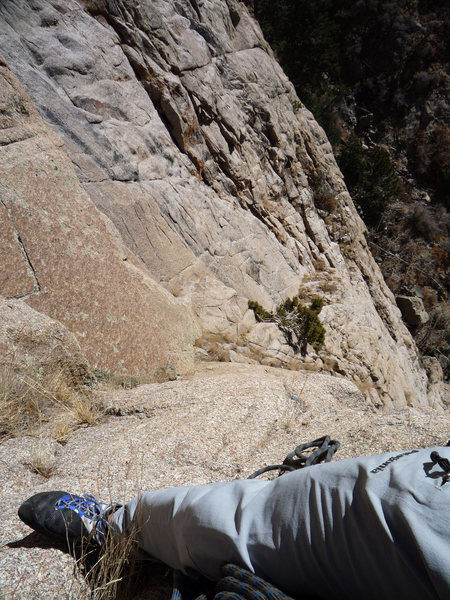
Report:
249,296,325,355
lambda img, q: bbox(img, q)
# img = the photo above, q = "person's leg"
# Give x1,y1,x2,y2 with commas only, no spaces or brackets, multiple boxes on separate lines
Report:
107,446,450,600
18,445,450,599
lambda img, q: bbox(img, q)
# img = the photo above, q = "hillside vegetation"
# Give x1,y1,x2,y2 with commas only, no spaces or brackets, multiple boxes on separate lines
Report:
253,0,449,377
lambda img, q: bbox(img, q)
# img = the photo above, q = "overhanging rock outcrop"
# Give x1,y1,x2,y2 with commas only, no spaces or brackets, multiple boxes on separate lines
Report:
0,0,445,408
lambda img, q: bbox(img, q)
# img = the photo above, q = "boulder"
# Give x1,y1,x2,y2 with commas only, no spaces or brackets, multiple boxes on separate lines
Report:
422,356,450,409
396,295,430,327
0,297,90,385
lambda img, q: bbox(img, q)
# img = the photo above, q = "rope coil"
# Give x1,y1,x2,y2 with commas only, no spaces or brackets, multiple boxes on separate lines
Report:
248,436,340,479
430,451,450,483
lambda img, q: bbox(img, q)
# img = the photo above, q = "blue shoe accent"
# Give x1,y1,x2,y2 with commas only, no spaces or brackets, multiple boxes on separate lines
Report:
56,493,111,542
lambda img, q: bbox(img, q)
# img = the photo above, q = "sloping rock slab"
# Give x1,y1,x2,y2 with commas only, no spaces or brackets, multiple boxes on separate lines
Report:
0,54,199,376
1,363,448,599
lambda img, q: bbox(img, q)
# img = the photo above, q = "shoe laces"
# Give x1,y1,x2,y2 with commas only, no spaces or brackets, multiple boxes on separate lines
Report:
56,493,111,543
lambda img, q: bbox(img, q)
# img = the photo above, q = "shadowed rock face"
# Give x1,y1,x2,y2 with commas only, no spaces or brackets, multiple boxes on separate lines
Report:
0,55,199,375
0,1,445,407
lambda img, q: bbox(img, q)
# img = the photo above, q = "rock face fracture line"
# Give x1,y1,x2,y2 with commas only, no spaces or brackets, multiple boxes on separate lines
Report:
188,0,202,23
0,133,34,147
92,5,212,181
1,197,41,298
13,232,41,299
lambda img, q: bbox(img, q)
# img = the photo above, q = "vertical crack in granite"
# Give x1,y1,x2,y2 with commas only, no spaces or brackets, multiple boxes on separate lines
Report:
86,3,207,178
188,0,202,23
1,197,41,298
13,232,41,299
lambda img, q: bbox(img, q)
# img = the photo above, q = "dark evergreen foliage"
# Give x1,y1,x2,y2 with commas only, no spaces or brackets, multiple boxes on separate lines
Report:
338,135,399,227
254,0,449,210
254,0,343,145
249,296,326,354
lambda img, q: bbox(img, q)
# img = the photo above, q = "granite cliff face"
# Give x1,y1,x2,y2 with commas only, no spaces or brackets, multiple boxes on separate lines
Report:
0,0,445,407
0,54,198,375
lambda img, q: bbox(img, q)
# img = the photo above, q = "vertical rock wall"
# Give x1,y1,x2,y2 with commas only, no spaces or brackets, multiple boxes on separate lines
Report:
0,0,443,407
0,53,199,375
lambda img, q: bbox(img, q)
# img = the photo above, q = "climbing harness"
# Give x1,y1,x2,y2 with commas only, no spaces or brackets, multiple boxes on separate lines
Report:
247,435,340,479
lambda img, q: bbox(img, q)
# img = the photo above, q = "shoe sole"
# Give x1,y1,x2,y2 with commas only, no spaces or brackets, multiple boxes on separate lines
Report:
18,490,90,546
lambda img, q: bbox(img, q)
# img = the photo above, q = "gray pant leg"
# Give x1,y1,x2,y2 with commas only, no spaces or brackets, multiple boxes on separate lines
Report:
109,447,450,600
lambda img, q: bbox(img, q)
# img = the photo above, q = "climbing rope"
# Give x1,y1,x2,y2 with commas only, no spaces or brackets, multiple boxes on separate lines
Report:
171,437,340,600
430,450,450,484
247,436,340,479
170,564,296,600
215,564,295,600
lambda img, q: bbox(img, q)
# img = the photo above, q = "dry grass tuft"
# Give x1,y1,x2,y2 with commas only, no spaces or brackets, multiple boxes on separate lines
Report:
26,369,101,426
94,364,177,391
0,366,42,437
25,451,56,479
74,502,167,600
318,279,338,294
53,421,73,445
0,364,102,441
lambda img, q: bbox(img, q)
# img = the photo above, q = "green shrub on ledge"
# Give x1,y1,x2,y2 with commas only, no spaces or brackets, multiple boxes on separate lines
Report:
249,296,325,354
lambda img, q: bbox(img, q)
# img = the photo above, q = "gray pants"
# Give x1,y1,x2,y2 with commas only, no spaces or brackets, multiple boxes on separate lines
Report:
110,446,450,600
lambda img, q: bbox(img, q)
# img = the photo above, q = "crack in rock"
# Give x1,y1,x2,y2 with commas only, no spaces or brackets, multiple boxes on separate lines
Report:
13,232,41,299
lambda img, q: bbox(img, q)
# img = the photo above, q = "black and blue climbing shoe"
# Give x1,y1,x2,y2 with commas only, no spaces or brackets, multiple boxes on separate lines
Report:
18,490,118,547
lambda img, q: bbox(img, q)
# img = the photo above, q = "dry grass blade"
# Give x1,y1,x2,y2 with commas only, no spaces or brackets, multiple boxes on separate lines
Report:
20,371,100,426
74,507,162,600
54,421,73,444
0,364,101,441
0,366,44,437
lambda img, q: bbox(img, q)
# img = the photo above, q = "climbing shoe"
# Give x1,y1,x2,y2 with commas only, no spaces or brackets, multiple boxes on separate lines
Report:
18,490,120,547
